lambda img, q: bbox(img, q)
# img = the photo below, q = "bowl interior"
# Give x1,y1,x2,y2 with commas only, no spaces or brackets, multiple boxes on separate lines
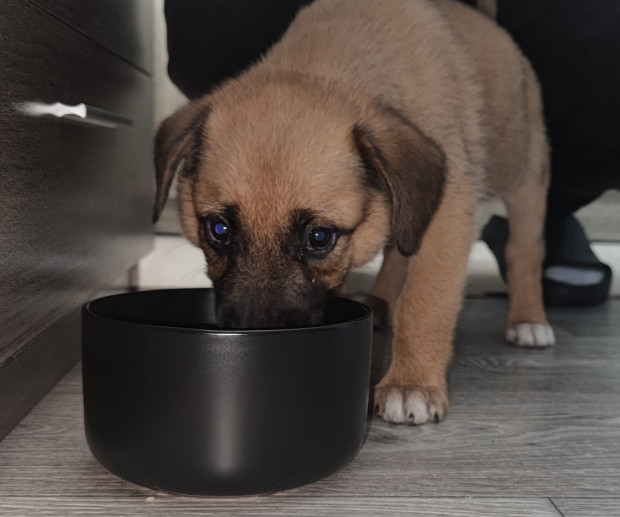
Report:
87,289,370,331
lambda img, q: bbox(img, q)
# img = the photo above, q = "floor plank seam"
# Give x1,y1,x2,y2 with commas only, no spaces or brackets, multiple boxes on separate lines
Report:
549,498,566,517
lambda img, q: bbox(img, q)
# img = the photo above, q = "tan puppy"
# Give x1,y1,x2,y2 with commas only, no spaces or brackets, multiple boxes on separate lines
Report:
154,0,555,425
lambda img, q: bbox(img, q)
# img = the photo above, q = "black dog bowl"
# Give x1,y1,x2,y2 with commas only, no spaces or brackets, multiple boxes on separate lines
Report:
82,288,372,496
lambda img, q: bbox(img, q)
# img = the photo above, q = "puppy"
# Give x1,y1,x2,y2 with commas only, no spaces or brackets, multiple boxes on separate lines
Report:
153,0,555,425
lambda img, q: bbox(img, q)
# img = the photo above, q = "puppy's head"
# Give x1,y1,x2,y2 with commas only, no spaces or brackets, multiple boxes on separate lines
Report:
153,75,445,328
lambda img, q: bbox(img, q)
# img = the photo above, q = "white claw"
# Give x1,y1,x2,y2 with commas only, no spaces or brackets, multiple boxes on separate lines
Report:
405,392,429,424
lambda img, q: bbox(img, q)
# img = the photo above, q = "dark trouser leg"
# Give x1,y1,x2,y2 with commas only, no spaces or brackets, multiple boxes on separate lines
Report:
481,0,620,305
164,0,314,99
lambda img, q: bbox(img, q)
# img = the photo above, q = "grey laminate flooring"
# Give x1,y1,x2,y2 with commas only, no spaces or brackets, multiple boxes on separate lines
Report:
1,298,619,516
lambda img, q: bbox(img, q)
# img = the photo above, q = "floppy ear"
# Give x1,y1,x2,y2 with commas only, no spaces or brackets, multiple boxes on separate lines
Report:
353,104,446,256
153,101,211,223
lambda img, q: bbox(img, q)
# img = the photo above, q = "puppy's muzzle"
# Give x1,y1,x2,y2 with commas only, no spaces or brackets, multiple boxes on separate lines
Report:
215,291,326,329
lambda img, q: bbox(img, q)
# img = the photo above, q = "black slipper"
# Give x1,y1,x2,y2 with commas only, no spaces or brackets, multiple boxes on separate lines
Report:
481,215,612,307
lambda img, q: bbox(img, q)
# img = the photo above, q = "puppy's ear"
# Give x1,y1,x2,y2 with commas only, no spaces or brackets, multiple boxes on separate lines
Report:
153,101,211,223
353,104,446,256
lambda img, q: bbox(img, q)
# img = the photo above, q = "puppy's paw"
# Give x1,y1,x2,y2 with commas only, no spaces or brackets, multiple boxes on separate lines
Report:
374,386,448,425
506,323,555,348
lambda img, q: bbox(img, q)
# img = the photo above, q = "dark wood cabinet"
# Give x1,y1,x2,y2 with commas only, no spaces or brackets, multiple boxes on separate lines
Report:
0,0,154,438
30,0,154,74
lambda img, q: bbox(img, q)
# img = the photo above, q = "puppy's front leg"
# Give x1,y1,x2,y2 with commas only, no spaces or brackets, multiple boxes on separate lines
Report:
375,182,478,425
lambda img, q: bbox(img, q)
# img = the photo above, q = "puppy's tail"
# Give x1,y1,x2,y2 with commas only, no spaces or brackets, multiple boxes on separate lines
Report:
476,0,497,19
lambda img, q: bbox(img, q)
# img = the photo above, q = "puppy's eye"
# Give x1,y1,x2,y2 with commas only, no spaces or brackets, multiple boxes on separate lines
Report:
306,227,335,252
208,218,231,244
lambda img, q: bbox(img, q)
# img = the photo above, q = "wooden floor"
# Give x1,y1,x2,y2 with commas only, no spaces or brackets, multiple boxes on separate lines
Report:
1,296,619,516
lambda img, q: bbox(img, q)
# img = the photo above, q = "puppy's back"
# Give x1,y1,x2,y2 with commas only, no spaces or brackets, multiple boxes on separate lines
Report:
262,0,472,112
438,0,545,193
248,0,543,190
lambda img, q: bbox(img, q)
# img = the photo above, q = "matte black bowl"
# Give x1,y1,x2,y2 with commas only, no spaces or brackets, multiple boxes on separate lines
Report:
82,288,372,496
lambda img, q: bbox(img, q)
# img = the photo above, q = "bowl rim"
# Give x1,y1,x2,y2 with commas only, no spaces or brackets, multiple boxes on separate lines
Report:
83,288,373,336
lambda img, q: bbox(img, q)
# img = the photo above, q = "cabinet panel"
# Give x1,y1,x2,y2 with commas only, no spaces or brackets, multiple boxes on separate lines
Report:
0,0,154,363
30,0,154,74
